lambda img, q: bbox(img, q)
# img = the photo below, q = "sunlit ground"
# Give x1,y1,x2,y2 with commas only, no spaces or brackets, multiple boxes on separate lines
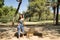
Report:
0,21,60,40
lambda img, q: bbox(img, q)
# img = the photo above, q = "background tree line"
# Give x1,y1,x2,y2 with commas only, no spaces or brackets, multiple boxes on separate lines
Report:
24,0,60,22
0,0,60,23
0,0,18,23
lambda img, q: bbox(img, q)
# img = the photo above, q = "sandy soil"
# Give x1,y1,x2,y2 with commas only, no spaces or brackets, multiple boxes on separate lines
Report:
0,36,60,40
0,24,60,40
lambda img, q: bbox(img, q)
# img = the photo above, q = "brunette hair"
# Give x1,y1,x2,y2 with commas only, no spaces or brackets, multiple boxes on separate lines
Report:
18,17,21,21
18,14,24,20
20,14,24,18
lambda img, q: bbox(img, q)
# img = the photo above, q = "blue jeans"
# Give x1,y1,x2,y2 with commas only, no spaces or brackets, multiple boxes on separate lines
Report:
17,24,24,36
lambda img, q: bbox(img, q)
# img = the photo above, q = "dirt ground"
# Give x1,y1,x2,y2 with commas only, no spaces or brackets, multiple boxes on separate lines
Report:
0,23,60,40
0,36,60,40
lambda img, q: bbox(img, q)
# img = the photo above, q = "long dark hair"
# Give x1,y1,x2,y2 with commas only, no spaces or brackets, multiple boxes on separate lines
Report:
18,14,24,21
18,17,21,20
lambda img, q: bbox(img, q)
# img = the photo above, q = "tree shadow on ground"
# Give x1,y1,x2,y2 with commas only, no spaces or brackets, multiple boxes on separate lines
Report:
38,23,60,35
14,32,27,38
33,31,43,37
14,31,43,38
0,29,7,32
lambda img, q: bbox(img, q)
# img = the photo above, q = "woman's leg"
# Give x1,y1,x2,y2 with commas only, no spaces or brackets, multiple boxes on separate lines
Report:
21,25,24,36
17,25,20,38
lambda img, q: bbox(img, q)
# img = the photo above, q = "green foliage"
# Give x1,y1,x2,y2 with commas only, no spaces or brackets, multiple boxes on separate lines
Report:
0,6,16,23
0,16,9,23
0,0,19,23
0,8,3,17
0,0,4,8
24,0,53,22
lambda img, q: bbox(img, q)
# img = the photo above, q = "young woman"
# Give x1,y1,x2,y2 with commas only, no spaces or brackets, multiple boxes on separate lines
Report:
17,14,24,38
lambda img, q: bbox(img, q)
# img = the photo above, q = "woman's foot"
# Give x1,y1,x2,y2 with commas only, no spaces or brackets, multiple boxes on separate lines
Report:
18,36,20,40
22,34,24,37
17,35,20,38
18,37,20,40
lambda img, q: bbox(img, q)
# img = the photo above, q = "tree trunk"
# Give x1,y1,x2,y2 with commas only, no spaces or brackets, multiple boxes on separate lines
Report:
56,4,59,25
38,13,41,21
12,2,22,26
14,2,22,17
38,11,42,21
53,7,56,24
29,17,31,21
